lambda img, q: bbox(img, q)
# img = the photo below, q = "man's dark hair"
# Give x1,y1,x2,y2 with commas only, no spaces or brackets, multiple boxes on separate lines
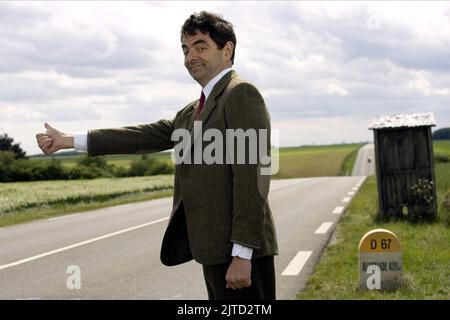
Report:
181,11,236,64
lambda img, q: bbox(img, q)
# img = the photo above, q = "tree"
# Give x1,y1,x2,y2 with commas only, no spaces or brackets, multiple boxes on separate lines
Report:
432,127,450,140
0,133,27,159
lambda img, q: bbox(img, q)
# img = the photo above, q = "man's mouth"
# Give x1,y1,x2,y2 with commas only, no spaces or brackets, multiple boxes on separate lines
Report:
190,64,204,72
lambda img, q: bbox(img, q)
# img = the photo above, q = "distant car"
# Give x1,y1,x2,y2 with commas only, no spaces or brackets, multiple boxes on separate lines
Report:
367,157,372,163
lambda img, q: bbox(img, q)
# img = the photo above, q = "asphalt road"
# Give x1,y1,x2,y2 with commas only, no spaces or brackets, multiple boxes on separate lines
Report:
352,143,375,176
0,176,366,300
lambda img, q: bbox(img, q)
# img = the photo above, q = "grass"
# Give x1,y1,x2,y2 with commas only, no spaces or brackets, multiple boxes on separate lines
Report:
0,175,174,227
34,144,362,176
0,189,173,228
434,140,450,156
0,143,363,227
273,143,363,179
31,143,363,179
33,152,173,169
340,145,362,176
297,164,450,300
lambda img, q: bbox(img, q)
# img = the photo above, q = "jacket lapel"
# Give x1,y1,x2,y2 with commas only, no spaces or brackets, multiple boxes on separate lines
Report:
199,69,237,124
184,70,238,156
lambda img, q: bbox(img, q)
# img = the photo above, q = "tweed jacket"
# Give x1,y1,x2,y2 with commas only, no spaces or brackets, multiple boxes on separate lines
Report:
87,70,278,265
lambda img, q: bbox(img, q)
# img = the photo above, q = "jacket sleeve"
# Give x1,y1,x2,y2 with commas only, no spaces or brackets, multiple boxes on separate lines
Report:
225,82,272,250
87,119,175,157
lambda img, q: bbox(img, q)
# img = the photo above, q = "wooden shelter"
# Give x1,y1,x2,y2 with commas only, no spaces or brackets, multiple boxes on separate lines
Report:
369,113,437,219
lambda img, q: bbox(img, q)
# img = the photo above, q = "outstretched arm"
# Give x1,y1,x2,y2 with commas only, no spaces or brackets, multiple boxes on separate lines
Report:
36,120,175,156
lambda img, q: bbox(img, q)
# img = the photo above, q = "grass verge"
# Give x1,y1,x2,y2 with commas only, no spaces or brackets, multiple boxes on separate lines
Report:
339,145,363,176
0,189,173,228
297,165,450,299
273,144,363,179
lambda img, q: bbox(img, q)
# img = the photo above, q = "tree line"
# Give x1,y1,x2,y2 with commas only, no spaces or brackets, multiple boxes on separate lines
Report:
0,133,174,182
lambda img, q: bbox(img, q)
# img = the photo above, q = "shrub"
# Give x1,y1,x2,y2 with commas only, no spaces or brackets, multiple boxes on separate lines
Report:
435,153,450,163
0,154,68,182
441,194,450,227
409,178,437,221
128,155,174,177
76,156,109,169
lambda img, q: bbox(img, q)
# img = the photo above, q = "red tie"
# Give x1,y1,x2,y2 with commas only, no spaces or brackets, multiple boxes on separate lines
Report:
195,91,205,120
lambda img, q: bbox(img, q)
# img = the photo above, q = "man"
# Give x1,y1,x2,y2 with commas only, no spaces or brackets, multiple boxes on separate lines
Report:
36,11,278,300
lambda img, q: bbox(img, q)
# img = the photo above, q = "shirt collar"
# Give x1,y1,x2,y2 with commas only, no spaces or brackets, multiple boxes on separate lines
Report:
202,67,233,102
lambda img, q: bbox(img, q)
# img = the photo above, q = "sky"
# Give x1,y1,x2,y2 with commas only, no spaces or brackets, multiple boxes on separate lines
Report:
1,1,449,156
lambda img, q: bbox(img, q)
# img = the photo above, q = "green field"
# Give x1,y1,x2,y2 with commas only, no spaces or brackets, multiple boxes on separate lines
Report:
34,144,363,178
3,143,363,226
0,175,174,227
273,144,363,178
434,140,450,156
33,151,173,169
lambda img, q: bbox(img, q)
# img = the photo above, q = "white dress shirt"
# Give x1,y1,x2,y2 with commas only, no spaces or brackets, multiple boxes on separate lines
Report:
74,67,253,260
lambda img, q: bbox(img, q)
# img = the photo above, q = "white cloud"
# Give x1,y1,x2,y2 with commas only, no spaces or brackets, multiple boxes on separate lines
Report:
0,1,449,155
324,83,348,96
407,71,450,97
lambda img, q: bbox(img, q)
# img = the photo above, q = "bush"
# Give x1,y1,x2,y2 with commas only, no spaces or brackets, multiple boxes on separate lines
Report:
112,166,129,178
0,151,16,166
0,152,174,182
0,155,69,182
128,156,154,176
146,161,174,175
435,153,450,163
409,178,437,221
128,155,174,177
66,166,105,179
441,194,450,227
76,156,109,169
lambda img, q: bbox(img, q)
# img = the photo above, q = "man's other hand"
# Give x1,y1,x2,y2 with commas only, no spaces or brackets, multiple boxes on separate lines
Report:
35,122,74,154
225,256,252,289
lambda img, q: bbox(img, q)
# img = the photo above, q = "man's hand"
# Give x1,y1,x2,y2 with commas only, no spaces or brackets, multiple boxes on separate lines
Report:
35,122,74,154
225,256,252,289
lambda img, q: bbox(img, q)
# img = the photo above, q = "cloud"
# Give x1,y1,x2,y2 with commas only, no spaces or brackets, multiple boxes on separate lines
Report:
0,1,449,155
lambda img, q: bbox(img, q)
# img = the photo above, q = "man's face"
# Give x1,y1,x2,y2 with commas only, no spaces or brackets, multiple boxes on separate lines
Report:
181,30,232,87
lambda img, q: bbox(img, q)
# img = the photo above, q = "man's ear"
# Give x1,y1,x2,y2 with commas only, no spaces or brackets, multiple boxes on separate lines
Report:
224,41,235,63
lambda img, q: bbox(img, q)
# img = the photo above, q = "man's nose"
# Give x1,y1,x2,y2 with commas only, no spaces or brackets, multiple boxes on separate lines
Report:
185,50,198,64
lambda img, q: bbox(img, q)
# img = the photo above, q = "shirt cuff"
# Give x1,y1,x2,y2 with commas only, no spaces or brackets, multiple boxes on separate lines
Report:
74,131,88,152
231,243,253,260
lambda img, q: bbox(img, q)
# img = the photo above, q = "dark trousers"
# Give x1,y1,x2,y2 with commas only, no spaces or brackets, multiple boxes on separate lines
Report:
202,256,276,300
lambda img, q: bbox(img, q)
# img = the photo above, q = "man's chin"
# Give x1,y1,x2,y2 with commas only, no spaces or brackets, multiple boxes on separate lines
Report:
189,71,207,84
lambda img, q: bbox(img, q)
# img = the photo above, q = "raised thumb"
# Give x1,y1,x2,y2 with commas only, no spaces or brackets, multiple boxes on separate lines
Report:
44,122,53,130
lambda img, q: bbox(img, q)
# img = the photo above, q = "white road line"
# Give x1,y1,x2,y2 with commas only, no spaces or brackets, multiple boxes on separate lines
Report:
342,197,351,203
347,191,355,196
333,206,345,214
315,222,333,234
352,187,358,191
281,251,313,276
48,213,81,221
0,217,169,271
357,177,366,186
